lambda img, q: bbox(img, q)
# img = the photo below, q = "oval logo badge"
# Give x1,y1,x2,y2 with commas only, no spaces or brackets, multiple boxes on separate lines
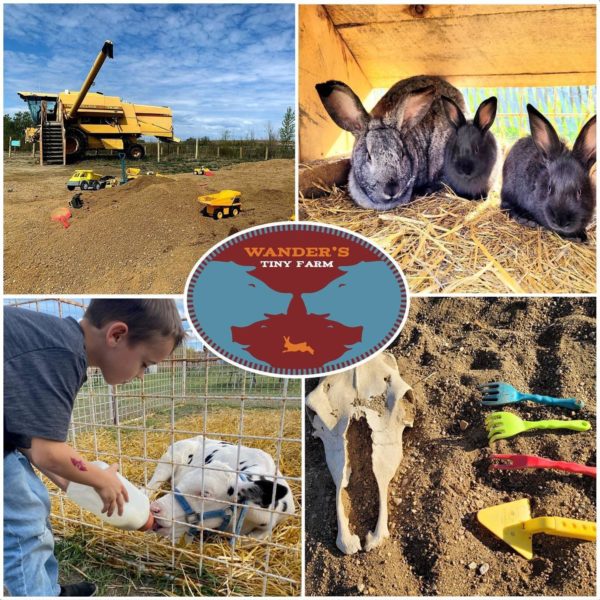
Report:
185,223,409,376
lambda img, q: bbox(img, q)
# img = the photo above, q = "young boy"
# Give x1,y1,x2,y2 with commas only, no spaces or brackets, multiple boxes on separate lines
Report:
4,299,186,597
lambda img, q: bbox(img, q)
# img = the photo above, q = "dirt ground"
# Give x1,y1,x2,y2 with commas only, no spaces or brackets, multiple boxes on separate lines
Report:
4,155,294,294
305,297,596,596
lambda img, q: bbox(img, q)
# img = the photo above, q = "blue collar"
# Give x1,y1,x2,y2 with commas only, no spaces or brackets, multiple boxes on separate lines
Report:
174,484,249,540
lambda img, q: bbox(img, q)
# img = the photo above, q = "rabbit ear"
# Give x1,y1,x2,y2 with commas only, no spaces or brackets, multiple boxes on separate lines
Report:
441,96,466,129
396,86,436,130
315,80,369,135
474,97,498,133
527,104,561,159
572,115,596,170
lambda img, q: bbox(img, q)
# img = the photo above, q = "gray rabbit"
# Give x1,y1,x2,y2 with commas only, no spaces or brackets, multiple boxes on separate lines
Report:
441,96,498,199
315,76,465,210
501,104,596,242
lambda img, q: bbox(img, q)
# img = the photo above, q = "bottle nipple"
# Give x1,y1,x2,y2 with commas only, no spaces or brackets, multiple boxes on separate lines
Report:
139,513,155,532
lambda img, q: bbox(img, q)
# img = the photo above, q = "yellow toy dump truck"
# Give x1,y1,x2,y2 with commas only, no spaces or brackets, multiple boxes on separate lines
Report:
66,169,116,191
18,41,177,165
66,167,140,190
198,190,242,219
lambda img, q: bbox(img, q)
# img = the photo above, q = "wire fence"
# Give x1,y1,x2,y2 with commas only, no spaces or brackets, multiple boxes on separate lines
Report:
4,138,295,162
142,140,295,162
4,298,302,596
460,85,596,145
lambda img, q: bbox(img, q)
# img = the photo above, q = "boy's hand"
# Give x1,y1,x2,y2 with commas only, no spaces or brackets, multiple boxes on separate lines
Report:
94,464,130,517
28,439,132,515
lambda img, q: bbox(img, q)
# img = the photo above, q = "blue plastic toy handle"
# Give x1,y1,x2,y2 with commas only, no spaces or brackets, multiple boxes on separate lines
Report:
520,393,584,410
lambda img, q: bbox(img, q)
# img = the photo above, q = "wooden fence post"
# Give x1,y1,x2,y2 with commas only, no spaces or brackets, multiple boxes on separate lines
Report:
32,143,36,158
265,145,269,160
217,146,220,158
8,137,12,158
239,146,243,158
157,139,161,163
195,138,199,160
177,145,179,157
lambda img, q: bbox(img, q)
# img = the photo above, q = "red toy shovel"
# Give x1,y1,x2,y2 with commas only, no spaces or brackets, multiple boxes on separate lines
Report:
51,207,72,229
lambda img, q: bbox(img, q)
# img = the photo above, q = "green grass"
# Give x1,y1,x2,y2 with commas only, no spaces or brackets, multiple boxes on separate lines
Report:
56,537,186,596
56,535,240,596
75,370,301,433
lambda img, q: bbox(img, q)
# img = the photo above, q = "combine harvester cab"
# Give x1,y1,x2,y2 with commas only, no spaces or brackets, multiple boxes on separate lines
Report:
18,41,177,165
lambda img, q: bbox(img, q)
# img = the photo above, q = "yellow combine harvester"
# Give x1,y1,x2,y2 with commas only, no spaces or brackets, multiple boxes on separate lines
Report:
18,41,178,165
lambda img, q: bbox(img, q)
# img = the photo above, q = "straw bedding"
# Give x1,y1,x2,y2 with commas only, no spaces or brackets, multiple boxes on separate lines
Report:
48,407,301,596
300,187,596,294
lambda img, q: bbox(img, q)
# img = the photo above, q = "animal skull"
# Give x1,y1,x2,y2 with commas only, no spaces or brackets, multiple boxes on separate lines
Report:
306,352,415,554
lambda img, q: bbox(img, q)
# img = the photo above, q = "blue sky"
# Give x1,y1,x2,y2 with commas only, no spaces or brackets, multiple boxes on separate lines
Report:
4,4,295,140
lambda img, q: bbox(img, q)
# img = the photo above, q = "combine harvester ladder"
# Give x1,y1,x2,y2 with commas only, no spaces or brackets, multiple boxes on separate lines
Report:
39,102,65,165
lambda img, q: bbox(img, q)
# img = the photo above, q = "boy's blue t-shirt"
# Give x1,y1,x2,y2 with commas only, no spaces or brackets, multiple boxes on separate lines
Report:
4,306,88,453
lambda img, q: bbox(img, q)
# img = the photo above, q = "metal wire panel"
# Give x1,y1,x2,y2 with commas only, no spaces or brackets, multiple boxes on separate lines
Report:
459,85,596,145
4,298,302,596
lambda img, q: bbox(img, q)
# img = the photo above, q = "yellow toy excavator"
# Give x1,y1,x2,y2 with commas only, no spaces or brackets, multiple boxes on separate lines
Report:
18,41,178,165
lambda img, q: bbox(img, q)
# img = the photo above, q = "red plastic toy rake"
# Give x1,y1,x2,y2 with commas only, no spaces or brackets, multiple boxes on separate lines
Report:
490,454,596,478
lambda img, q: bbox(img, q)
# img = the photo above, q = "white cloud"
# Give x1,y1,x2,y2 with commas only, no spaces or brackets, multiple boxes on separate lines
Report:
4,4,295,139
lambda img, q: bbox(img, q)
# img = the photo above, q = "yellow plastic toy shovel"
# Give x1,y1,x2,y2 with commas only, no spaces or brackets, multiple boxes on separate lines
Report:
477,498,596,559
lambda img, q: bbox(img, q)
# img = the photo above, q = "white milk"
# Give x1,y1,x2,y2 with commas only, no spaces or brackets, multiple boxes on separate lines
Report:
66,461,154,531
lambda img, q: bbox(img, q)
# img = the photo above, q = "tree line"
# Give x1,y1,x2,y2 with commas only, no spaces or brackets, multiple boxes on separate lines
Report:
4,107,294,148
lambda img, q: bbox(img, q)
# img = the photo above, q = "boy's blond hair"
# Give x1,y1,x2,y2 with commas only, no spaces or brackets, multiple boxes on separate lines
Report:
84,300,186,348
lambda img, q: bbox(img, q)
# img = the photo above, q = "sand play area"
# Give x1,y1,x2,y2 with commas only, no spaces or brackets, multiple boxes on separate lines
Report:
4,157,294,294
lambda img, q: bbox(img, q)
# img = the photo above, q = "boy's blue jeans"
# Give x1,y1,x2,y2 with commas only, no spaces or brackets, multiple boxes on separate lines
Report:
4,450,61,596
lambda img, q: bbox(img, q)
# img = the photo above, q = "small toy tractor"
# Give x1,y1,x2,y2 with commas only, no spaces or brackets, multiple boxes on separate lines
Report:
198,190,242,219
66,169,116,191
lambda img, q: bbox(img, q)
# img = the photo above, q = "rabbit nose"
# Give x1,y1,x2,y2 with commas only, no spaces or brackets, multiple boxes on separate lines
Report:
150,502,162,515
460,162,474,176
384,180,400,198
555,212,574,228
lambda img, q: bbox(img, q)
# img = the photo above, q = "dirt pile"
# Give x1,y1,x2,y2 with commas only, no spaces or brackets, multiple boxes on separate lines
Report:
4,159,294,293
305,298,596,596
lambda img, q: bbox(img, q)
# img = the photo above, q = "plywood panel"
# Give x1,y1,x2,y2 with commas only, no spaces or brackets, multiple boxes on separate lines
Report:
327,4,585,25
329,5,595,88
299,5,596,162
299,5,373,162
